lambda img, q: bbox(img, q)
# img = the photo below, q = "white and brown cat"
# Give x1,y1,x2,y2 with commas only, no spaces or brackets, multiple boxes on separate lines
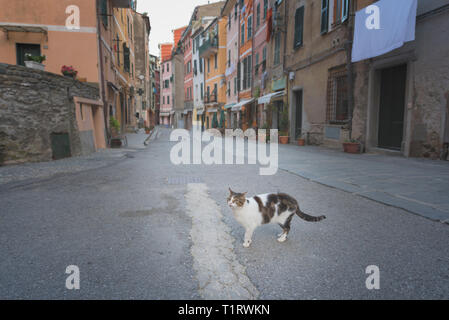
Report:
227,188,326,248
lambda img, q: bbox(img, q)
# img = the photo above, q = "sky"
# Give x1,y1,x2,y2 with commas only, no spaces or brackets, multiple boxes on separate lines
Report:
137,0,224,57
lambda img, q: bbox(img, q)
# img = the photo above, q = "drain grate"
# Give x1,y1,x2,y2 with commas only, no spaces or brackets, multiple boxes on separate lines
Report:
166,176,203,185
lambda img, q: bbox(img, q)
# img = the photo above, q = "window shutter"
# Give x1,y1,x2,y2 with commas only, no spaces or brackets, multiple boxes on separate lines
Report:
341,0,349,22
100,0,108,27
294,7,304,48
123,44,130,73
321,0,329,34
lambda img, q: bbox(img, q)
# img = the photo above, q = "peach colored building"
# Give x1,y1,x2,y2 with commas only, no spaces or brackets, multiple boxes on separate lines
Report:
0,0,99,82
0,0,140,139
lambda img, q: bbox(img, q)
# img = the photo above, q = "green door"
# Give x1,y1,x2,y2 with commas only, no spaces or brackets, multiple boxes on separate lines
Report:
51,133,71,160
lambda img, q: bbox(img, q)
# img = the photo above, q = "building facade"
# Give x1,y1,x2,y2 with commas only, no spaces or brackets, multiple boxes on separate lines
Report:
200,17,228,129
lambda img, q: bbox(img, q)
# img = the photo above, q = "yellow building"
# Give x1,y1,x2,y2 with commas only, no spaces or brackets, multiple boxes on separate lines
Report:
110,5,137,131
199,17,227,129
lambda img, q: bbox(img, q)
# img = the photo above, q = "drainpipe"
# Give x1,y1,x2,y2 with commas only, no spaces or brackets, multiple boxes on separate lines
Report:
345,0,356,141
96,0,110,145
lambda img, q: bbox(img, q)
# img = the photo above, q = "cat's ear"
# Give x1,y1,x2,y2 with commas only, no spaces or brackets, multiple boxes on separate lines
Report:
229,188,234,194
243,192,248,197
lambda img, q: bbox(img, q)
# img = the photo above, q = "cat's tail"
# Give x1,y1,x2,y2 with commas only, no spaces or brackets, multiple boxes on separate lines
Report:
296,208,326,222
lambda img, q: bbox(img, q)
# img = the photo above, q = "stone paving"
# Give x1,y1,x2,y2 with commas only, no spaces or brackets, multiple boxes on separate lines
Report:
277,144,449,224
0,129,153,187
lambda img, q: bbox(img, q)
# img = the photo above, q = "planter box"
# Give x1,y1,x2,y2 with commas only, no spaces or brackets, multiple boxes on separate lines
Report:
343,143,361,154
298,139,306,146
25,61,45,71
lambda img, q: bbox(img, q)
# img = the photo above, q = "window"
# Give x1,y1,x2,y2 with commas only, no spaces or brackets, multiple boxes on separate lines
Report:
264,0,268,19
228,81,231,96
294,7,304,49
257,3,261,27
274,33,281,65
16,43,40,66
321,0,329,34
229,14,232,29
333,0,349,24
247,16,253,39
194,60,197,75
123,43,130,72
241,23,245,44
235,4,238,21
199,58,203,73
241,55,252,90
167,96,170,105
201,83,204,99
326,68,349,123
228,50,231,68
207,58,210,73
167,63,169,72
255,52,260,75
234,77,237,94
163,96,165,104
213,83,218,99
214,54,217,69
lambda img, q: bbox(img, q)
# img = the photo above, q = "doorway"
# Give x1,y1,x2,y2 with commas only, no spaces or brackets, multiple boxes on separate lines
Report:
294,90,303,139
378,64,407,150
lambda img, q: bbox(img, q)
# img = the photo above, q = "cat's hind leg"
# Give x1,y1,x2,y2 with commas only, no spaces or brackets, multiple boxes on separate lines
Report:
277,213,294,243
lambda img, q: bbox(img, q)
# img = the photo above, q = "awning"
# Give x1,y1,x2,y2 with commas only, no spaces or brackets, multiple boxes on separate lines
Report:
207,108,218,113
258,91,285,104
197,109,204,115
224,103,236,110
231,98,254,112
160,112,170,116
0,24,47,40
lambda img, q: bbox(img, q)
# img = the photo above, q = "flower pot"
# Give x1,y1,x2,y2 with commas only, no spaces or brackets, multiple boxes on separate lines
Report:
63,74,76,80
343,143,361,154
279,136,289,144
298,138,306,146
25,61,45,71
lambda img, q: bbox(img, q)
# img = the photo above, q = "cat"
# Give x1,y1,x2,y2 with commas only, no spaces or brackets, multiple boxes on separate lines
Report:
227,188,326,248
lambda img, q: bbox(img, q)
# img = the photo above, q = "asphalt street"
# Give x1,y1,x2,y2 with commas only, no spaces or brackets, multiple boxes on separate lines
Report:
0,127,448,299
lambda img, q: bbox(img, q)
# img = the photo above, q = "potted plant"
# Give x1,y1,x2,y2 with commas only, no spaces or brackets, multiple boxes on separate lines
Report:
298,134,306,146
343,139,361,154
24,54,46,71
278,107,289,144
61,65,78,79
145,126,151,134
109,116,122,148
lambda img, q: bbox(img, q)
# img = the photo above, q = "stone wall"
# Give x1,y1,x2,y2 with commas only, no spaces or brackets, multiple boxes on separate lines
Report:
0,63,100,165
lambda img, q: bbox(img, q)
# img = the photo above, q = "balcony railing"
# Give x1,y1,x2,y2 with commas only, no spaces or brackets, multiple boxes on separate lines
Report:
204,93,217,104
199,37,218,58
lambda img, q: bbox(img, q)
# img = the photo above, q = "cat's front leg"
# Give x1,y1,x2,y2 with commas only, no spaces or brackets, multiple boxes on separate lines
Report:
243,228,255,248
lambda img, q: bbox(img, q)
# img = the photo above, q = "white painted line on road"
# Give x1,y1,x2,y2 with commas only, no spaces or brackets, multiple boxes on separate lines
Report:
185,183,259,299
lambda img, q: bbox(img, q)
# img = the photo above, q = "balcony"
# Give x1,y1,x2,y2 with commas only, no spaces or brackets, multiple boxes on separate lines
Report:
199,37,218,58
204,93,217,104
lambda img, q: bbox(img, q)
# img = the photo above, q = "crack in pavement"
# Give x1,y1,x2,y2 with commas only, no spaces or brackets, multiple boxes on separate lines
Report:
185,183,259,300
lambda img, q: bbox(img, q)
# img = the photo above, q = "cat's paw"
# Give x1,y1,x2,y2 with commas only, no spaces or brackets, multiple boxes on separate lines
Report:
277,234,287,243
243,240,252,248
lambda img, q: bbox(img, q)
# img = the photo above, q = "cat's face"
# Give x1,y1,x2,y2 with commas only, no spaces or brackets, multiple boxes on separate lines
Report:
227,188,247,209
